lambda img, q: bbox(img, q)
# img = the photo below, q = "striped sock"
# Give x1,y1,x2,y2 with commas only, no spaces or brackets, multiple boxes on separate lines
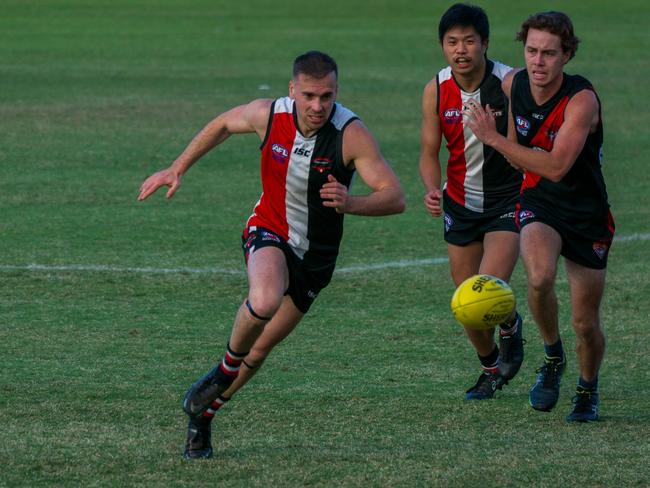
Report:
202,395,230,420
499,312,519,336
219,343,247,378
479,346,499,374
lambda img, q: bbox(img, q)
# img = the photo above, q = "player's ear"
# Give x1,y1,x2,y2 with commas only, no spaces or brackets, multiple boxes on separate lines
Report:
289,79,295,99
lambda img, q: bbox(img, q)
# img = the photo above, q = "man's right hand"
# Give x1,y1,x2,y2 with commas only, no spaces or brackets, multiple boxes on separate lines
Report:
423,188,442,217
138,168,181,201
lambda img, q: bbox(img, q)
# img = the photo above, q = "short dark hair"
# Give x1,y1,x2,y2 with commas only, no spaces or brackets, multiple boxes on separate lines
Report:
293,51,338,79
438,3,489,42
516,11,580,60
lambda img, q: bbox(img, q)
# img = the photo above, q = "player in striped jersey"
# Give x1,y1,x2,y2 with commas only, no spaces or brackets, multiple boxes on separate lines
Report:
139,51,405,457
419,4,524,400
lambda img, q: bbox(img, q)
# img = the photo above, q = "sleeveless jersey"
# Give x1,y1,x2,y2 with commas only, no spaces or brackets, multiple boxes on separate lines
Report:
510,70,610,224
246,97,357,260
437,59,521,213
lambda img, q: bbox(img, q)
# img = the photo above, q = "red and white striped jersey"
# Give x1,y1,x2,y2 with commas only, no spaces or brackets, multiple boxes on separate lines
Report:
246,97,357,259
437,59,521,213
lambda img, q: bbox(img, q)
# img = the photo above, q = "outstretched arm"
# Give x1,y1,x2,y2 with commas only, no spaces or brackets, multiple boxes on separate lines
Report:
320,120,405,216
138,99,272,200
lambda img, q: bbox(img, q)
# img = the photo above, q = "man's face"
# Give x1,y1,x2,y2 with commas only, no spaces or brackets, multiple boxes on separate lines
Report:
441,25,488,77
289,71,337,136
524,28,571,88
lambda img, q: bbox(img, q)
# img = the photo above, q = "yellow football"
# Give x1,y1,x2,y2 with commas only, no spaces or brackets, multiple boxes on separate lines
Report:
450,274,516,330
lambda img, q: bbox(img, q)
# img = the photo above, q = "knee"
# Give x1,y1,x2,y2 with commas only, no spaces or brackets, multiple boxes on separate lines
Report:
246,291,282,320
572,315,602,342
526,268,555,296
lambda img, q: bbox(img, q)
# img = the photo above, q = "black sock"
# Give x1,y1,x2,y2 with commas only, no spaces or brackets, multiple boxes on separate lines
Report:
544,338,564,359
578,376,598,391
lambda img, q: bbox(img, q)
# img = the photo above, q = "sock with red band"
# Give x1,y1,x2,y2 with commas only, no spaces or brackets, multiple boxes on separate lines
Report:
219,343,247,378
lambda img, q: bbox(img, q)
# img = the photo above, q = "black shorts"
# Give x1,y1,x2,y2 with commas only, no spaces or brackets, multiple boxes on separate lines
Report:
241,226,336,314
442,191,519,246
517,206,615,270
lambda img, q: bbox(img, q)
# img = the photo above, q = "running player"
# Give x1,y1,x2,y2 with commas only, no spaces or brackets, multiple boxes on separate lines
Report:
464,11,614,422
139,51,405,458
419,3,524,400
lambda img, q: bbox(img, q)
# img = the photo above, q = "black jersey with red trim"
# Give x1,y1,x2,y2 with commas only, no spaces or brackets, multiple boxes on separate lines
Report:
437,59,521,213
246,97,357,261
511,70,610,224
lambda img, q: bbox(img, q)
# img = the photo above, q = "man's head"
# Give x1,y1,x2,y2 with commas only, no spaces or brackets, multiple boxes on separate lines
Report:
516,12,579,88
438,3,489,43
438,4,489,77
516,12,580,60
290,51,338,136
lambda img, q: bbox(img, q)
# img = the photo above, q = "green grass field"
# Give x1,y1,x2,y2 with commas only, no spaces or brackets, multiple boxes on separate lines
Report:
2,1,650,486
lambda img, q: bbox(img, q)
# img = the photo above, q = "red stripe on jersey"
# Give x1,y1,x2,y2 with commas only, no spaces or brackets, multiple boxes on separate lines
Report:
438,77,468,206
522,96,569,192
248,112,295,240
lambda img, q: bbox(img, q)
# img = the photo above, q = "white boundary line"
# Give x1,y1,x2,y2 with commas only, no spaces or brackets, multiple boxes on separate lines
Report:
0,233,648,276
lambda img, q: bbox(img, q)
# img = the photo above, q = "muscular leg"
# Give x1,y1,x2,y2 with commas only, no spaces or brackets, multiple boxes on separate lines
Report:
448,242,494,356
228,246,290,354
520,223,562,345
479,231,520,282
565,260,607,381
479,230,520,322
223,295,304,398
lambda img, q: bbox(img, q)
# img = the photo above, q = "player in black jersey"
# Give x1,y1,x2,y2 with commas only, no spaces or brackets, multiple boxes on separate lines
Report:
464,12,613,422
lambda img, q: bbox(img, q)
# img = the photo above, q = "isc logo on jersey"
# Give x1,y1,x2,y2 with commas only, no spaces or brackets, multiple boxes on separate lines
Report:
516,116,530,136
272,143,289,164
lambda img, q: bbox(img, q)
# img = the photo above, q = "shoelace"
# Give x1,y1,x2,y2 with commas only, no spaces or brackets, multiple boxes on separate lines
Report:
571,389,597,412
537,360,563,388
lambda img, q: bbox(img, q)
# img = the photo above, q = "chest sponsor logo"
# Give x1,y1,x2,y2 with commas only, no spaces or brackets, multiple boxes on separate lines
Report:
532,113,544,120
271,143,289,164
443,108,463,124
593,242,609,260
311,157,332,173
516,116,531,136
518,209,535,222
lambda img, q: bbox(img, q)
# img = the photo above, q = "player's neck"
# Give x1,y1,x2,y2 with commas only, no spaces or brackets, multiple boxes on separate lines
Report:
530,72,564,106
453,63,486,93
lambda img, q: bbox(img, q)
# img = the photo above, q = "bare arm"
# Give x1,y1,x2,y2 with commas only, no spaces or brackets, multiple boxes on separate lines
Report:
138,99,272,200
320,120,405,216
465,88,599,182
418,79,444,217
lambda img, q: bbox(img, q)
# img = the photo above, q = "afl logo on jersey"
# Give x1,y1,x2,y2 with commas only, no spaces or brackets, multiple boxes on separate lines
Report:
271,143,289,164
516,116,531,136
443,108,463,124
